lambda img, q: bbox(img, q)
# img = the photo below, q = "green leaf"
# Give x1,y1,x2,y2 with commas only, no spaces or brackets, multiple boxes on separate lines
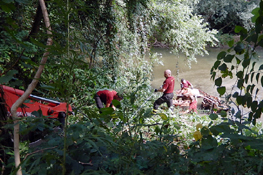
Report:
261,76,263,87
247,96,252,108
227,40,234,47
201,126,210,136
201,135,217,150
101,107,114,114
215,77,222,86
234,26,244,33
251,101,258,112
236,96,242,105
233,92,239,97
242,59,250,68
236,71,243,79
218,63,227,71
237,79,244,88
112,99,121,109
209,113,218,120
244,74,249,84
217,51,226,60
213,60,221,69
234,42,245,55
250,72,254,83
159,113,168,120
217,86,226,96
246,33,258,43
256,73,260,83
259,101,263,108
0,70,18,83
224,54,234,63
259,64,263,70
219,110,227,117
251,8,260,23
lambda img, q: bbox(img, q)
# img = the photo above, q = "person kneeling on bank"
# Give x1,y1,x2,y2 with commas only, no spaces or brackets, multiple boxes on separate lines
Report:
94,89,123,113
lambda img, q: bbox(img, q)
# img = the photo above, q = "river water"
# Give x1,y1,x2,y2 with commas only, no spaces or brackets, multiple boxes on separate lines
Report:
151,47,263,100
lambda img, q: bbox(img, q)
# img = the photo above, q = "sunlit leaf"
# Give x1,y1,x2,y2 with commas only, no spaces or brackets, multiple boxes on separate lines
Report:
217,86,226,96
158,113,168,120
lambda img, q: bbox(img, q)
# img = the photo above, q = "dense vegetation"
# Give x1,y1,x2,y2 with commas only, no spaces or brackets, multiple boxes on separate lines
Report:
1,0,263,174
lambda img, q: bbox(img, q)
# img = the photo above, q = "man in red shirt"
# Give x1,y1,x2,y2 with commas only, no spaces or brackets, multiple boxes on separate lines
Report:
153,69,175,112
94,89,123,113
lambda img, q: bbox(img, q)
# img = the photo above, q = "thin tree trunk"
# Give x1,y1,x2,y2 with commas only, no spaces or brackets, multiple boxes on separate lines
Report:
11,0,52,174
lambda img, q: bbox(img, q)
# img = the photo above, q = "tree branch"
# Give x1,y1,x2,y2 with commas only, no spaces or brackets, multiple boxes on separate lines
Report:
11,0,52,174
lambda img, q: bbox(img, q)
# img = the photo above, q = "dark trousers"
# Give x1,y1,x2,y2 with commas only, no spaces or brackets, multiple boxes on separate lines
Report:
94,94,104,113
153,93,174,110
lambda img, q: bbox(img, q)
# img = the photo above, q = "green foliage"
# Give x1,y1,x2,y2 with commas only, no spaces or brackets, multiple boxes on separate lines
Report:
3,0,263,175
194,0,260,34
210,0,263,125
148,0,218,63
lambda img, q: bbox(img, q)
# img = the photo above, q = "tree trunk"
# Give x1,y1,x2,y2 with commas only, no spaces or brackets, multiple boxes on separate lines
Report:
11,0,52,174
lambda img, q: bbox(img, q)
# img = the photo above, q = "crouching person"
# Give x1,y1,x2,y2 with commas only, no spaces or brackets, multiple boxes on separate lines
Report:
94,89,123,113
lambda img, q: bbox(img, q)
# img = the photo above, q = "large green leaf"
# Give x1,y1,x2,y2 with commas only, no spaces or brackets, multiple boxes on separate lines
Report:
217,86,226,96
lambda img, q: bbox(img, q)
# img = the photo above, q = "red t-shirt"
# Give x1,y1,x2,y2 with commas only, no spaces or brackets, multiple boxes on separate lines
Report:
96,90,117,104
181,80,192,88
163,76,175,94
